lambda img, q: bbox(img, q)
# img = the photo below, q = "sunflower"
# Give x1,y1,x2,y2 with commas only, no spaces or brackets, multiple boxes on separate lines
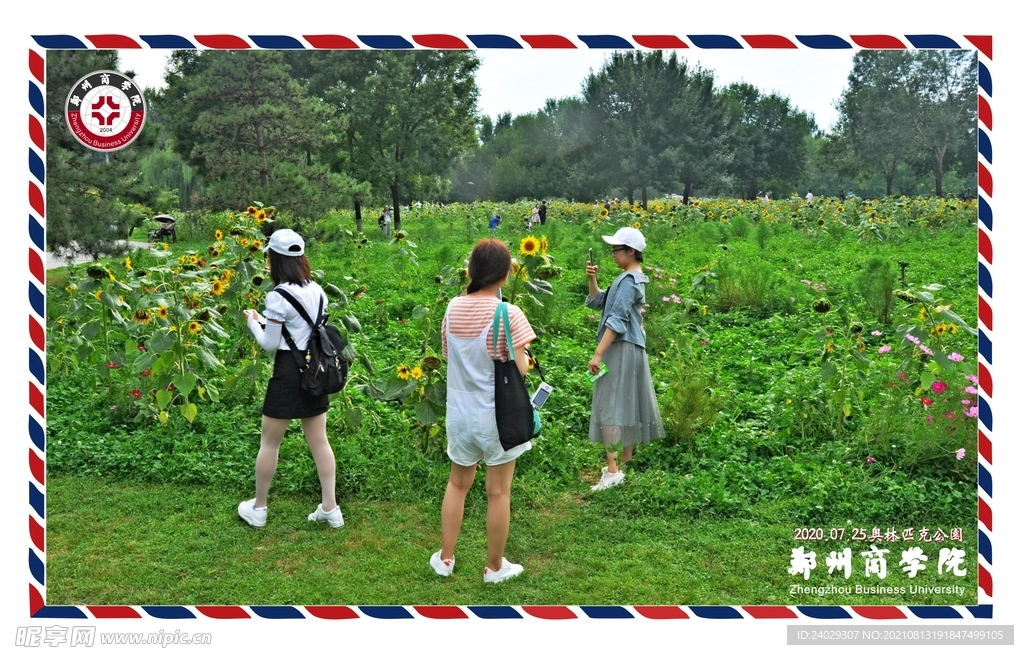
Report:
519,235,541,257
511,261,528,280
247,205,257,215
94,289,104,302
598,208,609,217
132,309,152,325
211,280,226,296
162,242,169,251
214,229,223,241
539,235,549,256
156,305,169,320
410,366,423,380
188,255,199,265
187,321,201,334
240,238,251,248
633,221,641,229
255,210,267,222
124,256,132,271
393,230,406,241
397,364,411,380
65,284,77,293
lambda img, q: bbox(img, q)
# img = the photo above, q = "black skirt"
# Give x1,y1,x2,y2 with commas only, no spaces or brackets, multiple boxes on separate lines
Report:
262,350,330,419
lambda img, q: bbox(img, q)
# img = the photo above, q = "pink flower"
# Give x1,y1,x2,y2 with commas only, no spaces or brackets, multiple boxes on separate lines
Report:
905,334,920,345
964,386,978,395
669,278,677,283
964,406,979,418
871,330,883,336
945,412,956,419
931,381,947,394
141,370,151,377
699,339,708,345
920,397,933,407
965,374,979,384
130,389,142,399
926,415,933,425
672,295,682,304
138,343,146,351
866,456,877,464
662,296,670,302
956,448,966,460
109,405,118,411
948,352,964,362
878,345,891,354
962,399,972,405
897,371,908,384
639,307,646,313
919,344,933,356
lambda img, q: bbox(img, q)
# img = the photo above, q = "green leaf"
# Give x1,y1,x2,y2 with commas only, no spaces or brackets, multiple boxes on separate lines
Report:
181,403,198,423
412,306,429,319
80,321,102,340
426,381,446,406
152,350,176,375
920,370,936,390
788,351,804,365
201,320,229,340
383,377,417,401
224,374,239,392
172,305,191,320
206,385,220,403
842,402,852,417
148,330,177,353
100,290,122,309
172,373,197,399
914,291,935,303
346,408,362,430
342,314,361,334
921,283,945,291
359,382,384,401
195,347,224,371
132,351,159,373
938,309,978,336
414,401,438,425
156,389,174,410
325,283,344,299
821,362,838,381
358,352,374,374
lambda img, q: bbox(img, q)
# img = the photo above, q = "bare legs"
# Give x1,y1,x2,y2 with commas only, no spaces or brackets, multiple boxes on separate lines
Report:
439,459,517,572
253,413,337,512
604,444,634,474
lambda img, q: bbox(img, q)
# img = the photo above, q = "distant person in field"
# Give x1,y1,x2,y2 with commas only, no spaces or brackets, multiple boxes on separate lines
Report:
488,214,502,234
805,189,814,204
538,201,548,225
585,227,665,491
432,239,536,583
381,206,393,238
238,229,342,530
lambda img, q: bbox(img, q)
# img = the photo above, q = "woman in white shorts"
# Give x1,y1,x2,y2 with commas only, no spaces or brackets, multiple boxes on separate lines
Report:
430,239,536,583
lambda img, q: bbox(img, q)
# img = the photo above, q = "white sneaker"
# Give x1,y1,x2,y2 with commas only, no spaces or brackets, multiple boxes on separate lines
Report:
483,558,524,583
590,470,625,491
308,504,344,528
430,550,454,577
238,499,267,527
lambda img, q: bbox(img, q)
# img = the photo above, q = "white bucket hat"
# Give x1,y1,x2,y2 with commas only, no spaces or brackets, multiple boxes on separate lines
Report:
263,229,305,256
601,226,646,252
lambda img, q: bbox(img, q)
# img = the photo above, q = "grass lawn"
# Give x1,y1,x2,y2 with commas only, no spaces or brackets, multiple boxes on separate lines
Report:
45,475,977,607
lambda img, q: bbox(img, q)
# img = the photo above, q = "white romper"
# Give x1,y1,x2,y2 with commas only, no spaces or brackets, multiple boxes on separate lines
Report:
443,302,532,467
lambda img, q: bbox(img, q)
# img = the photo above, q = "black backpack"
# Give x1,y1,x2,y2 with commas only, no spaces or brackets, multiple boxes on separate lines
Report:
272,287,349,396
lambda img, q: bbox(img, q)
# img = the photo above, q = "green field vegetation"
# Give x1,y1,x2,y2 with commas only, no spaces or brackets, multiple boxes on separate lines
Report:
45,196,980,605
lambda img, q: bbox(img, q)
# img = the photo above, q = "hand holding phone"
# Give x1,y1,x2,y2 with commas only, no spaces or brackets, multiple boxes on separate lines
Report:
589,248,593,265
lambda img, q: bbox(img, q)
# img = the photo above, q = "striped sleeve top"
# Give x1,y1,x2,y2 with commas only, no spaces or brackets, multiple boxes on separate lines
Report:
441,295,536,361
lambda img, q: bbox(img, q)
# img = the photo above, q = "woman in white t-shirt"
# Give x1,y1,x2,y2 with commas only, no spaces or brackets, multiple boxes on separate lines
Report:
237,229,343,529
430,239,536,583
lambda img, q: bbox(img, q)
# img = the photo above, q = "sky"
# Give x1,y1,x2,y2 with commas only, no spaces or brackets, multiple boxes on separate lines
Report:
119,47,854,132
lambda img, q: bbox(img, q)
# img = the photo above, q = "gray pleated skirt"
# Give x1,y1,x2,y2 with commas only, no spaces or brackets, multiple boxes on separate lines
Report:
589,340,665,447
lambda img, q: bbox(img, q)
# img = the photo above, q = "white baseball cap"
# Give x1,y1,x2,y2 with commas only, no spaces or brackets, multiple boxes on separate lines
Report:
601,226,646,252
264,229,305,256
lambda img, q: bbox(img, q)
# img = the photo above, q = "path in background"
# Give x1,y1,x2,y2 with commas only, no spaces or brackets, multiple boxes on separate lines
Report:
45,240,154,270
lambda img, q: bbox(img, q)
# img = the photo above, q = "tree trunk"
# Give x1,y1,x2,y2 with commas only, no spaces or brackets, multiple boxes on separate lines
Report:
934,150,945,197
682,180,692,206
747,179,758,201
354,200,364,233
254,121,270,189
626,184,634,206
885,174,894,196
391,184,402,232
641,185,648,211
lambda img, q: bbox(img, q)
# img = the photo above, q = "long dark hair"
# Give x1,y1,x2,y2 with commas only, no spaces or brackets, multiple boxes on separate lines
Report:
466,239,511,294
268,249,312,286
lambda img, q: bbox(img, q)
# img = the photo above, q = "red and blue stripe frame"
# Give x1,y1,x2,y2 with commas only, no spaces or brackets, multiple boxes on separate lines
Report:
26,32,995,621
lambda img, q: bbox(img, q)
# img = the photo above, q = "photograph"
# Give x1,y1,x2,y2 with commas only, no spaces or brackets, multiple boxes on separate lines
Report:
3,1,1021,653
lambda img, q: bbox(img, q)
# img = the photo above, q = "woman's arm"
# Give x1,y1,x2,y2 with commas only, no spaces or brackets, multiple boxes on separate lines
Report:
514,344,530,376
588,326,618,374
246,313,283,353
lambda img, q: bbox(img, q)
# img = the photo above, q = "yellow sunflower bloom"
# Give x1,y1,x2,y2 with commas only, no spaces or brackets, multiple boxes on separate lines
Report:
188,321,201,334
162,242,169,250
214,229,223,241
598,208,609,217
132,309,152,325
539,235,549,256
519,235,541,257
247,205,257,215
211,280,226,296
189,255,199,265
256,210,267,222
156,305,169,320
124,256,132,271
94,289,103,301
397,364,411,380
410,366,423,380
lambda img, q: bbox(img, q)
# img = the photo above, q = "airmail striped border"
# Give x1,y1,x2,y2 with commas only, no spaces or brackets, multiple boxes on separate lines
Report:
26,33,995,620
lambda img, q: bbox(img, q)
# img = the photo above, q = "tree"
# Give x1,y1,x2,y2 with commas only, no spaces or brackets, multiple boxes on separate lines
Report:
302,51,480,232
46,50,160,260
722,83,816,199
836,51,976,197
159,51,360,218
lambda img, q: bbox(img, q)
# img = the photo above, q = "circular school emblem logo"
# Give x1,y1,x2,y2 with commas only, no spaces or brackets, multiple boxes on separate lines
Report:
64,70,146,152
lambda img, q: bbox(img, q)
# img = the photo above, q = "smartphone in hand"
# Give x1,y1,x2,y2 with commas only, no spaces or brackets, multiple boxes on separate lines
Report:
588,248,593,266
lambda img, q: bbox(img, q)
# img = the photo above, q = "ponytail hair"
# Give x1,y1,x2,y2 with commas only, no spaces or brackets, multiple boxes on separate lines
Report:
466,239,511,294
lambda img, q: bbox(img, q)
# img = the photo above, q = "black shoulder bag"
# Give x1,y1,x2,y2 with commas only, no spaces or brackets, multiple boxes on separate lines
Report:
492,302,541,451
